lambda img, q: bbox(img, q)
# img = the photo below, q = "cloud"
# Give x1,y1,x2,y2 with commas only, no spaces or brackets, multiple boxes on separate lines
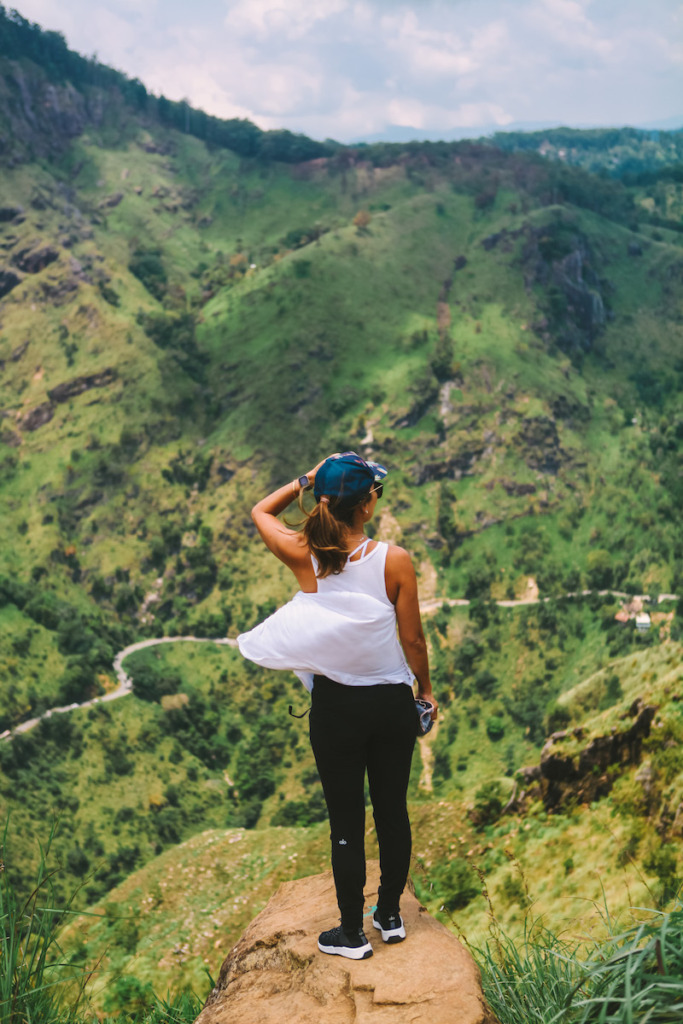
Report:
10,0,683,141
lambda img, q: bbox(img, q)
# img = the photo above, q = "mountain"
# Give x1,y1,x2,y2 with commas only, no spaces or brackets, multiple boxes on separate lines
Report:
0,10,682,1015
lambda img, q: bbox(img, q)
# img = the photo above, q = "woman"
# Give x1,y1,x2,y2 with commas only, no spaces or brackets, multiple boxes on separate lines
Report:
238,451,437,961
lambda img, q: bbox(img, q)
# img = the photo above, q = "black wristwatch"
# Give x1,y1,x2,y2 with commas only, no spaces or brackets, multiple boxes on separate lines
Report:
297,474,311,491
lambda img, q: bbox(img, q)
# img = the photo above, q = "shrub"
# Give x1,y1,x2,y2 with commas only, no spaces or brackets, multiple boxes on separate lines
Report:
435,859,480,911
128,248,167,299
473,781,505,826
486,715,505,741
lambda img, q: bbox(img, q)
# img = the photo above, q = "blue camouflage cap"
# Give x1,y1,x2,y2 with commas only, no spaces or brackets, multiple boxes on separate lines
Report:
314,451,387,507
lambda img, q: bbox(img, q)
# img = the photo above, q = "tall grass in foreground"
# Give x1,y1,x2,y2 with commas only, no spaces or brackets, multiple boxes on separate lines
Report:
0,820,87,1024
476,902,683,1024
3,819,682,1023
0,821,202,1024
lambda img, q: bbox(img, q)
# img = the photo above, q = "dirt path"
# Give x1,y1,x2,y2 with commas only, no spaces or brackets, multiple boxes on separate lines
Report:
5,636,238,739
4,590,678,740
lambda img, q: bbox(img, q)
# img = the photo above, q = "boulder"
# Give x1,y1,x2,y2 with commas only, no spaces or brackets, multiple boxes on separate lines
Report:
195,862,498,1024
12,242,59,274
19,401,54,431
47,367,117,403
0,267,22,298
0,204,24,222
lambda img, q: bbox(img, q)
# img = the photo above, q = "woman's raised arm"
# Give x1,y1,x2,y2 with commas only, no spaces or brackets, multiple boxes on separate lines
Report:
250,458,327,568
386,546,438,720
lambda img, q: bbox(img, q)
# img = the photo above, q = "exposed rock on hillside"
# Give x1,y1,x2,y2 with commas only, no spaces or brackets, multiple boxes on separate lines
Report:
0,63,106,164
12,241,59,273
0,267,22,297
19,401,54,431
195,863,498,1024
515,415,565,474
47,367,117,403
520,699,657,811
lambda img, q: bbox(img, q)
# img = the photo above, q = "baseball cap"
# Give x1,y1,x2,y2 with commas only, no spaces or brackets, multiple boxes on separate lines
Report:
314,451,388,507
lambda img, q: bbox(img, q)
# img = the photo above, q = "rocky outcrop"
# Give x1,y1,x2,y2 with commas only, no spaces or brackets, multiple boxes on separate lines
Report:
0,204,23,222
412,447,486,485
0,267,22,297
12,242,59,274
0,63,112,164
17,369,118,432
19,401,54,431
552,248,605,339
514,416,565,474
99,192,124,209
47,367,117,403
523,700,657,811
195,863,498,1024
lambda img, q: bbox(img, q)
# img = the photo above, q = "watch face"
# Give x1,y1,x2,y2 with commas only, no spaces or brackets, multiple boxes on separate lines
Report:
298,474,310,488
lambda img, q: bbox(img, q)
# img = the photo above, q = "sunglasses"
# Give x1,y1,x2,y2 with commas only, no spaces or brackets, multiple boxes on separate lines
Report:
370,483,383,499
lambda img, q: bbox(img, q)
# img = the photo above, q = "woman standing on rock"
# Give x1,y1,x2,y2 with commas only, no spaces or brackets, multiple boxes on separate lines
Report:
238,452,437,960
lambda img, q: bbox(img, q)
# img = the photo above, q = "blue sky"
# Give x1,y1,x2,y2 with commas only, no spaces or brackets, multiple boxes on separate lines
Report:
12,0,683,141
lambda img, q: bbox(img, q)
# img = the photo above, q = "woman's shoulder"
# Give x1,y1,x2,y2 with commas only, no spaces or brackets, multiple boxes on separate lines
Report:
384,544,416,575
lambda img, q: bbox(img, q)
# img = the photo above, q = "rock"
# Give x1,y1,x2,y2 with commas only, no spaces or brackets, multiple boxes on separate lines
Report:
481,232,503,251
0,267,22,298
0,428,21,447
537,703,657,810
196,863,498,1024
0,204,24,222
12,243,59,274
99,192,124,209
19,401,55,431
514,415,565,475
11,340,29,361
47,367,117,403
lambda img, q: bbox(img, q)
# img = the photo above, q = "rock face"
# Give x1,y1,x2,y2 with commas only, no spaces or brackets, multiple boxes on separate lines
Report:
195,862,498,1024
525,700,657,811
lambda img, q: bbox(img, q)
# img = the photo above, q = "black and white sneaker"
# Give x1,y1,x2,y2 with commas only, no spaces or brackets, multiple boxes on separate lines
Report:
318,925,373,960
372,909,406,943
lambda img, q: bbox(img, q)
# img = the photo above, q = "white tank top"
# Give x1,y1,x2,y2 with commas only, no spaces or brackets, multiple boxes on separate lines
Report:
237,540,414,691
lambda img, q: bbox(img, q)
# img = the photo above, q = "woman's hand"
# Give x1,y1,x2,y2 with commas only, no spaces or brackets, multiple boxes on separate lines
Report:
417,691,439,721
304,454,338,484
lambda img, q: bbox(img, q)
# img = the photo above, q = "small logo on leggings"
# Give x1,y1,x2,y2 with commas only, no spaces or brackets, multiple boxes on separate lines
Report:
338,838,347,845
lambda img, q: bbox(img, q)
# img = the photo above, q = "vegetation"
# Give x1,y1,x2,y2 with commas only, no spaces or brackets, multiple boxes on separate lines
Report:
0,11,681,1018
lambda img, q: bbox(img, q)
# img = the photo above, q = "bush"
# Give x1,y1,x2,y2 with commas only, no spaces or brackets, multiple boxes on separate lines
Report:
486,715,505,741
435,859,480,911
128,248,167,299
475,669,498,699
473,781,505,826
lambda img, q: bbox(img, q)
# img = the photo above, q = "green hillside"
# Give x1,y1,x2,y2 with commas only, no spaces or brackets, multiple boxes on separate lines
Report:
0,12,682,1019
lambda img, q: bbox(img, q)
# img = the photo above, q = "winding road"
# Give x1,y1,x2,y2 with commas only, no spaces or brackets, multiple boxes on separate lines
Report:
3,591,677,740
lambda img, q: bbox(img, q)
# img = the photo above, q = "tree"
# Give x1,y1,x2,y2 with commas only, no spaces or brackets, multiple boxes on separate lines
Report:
587,549,613,589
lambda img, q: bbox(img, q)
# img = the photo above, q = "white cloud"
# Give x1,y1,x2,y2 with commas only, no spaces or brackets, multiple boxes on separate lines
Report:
224,0,348,40
9,0,683,141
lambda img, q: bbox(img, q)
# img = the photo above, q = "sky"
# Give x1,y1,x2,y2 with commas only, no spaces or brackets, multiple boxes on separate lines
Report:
11,0,683,142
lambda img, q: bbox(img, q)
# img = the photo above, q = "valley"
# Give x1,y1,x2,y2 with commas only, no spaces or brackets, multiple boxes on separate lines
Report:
0,11,682,1020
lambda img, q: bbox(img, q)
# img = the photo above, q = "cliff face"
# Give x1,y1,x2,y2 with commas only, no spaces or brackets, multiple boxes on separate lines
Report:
195,861,499,1024
519,699,657,811
0,58,119,164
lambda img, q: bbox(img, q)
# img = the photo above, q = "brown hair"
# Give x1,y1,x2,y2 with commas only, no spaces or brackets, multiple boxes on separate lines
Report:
301,492,369,578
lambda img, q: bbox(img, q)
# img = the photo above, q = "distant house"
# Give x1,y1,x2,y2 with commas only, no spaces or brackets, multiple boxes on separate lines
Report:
635,613,651,632
614,609,630,624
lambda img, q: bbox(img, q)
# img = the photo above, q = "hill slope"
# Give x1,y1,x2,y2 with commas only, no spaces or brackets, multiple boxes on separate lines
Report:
0,19,682,997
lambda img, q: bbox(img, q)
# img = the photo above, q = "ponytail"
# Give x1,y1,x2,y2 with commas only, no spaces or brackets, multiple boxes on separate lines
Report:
301,494,363,578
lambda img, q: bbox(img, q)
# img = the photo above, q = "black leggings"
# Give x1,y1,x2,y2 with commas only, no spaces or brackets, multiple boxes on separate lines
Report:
309,675,416,931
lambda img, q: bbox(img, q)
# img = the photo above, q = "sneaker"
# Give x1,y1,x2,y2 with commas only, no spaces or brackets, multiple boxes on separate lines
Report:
318,925,373,960
372,908,406,943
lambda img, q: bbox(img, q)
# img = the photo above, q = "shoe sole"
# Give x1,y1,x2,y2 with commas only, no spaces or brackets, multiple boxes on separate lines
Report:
318,940,373,960
372,919,406,943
